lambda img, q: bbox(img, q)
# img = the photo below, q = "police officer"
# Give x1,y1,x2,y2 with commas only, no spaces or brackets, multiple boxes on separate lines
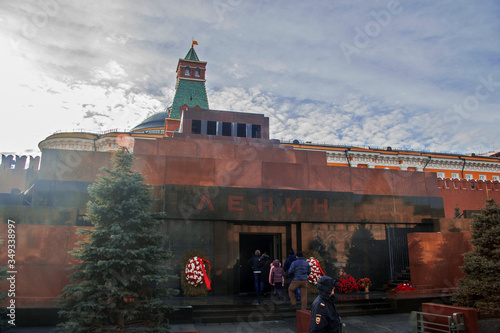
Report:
309,276,341,333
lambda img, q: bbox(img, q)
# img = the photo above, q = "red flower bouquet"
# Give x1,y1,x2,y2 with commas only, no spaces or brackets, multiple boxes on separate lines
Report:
358,277,372,289
394,283,415,291
337,273,359,293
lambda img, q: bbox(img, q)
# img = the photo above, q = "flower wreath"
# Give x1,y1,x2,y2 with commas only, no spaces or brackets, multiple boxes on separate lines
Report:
185,256,212,290
394,283,415,291
337,272,359,293
306,257,325,285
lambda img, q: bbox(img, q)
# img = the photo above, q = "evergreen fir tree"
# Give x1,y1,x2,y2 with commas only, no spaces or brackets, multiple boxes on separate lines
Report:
453,199,500,315
346,223,376,278
346,222,389,288
58,149,177,332
311,236,339,278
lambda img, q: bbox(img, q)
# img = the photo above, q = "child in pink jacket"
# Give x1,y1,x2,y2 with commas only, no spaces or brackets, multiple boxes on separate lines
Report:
269,259,285,298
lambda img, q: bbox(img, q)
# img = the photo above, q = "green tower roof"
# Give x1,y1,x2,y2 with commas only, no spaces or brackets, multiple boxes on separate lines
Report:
184,47,200,61
132,46,209,127
169,80,209,119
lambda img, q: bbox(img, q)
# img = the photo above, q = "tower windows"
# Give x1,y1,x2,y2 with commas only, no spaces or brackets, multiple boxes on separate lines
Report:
236,123,246,137
251,125,261,138
195,67,200,77
184,66,190,76
188,118,263,139
191,119,201,134
222,122,232,136
207,121,217,135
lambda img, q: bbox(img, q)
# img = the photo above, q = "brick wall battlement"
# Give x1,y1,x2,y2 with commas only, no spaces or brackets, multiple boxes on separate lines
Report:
1,154,40,170
437,178,500,192
438,178,500,218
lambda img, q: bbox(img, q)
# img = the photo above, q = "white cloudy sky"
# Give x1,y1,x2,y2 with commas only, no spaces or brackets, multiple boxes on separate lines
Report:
1,0,500,156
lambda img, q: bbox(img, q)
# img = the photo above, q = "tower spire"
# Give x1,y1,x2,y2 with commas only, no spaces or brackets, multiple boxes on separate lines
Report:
168,43,208,119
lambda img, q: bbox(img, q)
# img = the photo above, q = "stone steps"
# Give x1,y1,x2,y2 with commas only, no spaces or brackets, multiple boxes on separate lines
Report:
192,302,283,323
190,296,395,323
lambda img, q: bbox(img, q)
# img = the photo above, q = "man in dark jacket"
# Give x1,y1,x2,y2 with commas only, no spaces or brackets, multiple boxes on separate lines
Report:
247,250,263,297
283,249,296,273
309,276,341,333
287,251,311,310
284,249,299,299
258,252,272,295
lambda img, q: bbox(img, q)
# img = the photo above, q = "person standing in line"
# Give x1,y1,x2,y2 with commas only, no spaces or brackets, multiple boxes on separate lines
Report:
248,249,263,297
258,252,272,296
269,259,285,299
284,249,299,298
309,276,341,333
287,251,311,310
284,249,296,277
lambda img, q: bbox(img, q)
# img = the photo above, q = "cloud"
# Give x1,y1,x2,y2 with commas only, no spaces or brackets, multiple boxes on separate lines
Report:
209,85,497,154
0,0,499,156
92,61,128,82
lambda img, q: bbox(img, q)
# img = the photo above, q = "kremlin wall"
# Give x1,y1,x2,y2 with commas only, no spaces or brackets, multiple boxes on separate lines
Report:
1,46,500,307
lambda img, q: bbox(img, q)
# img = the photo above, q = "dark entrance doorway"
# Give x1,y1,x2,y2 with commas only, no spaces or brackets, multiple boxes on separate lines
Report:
386,224,434,279
239,233,282,294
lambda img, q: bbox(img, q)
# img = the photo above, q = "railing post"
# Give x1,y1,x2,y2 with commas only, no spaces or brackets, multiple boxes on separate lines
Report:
452,313,466,333
411,311,465,333
410,311,420,333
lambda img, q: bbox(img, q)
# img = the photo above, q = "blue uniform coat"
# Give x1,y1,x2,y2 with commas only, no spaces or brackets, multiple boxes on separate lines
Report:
309,276,341,333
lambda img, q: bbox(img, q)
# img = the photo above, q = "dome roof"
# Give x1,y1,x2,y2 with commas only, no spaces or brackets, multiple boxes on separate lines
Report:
131,110,169,132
